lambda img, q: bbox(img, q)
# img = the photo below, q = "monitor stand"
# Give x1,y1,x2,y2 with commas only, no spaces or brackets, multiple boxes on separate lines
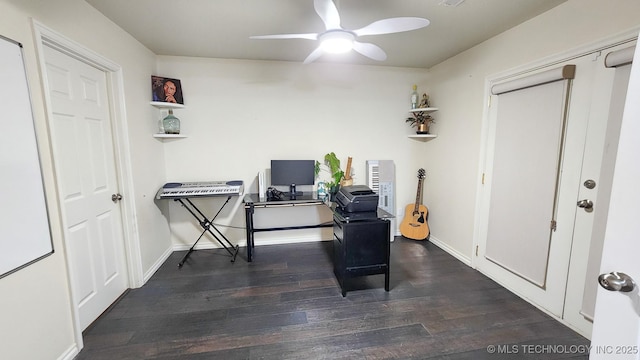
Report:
289,184,298,199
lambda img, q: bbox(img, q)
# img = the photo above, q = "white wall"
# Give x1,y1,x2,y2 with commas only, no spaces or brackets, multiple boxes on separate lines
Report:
0,0,163,359
423,0,640,263
156,56,428,247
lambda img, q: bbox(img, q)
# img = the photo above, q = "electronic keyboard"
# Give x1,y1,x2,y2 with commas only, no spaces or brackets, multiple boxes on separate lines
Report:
156,180,244,199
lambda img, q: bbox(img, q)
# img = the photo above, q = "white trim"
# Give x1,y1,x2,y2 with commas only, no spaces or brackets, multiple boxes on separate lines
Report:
144,246,173,283
106,60,144,289
171,234,332,251
428,235,472,267
31,19,142,350
56,344,78,360
488,27,639,83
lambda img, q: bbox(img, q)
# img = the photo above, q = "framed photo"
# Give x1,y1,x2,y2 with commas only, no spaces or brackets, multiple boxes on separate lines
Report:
151,75,184,104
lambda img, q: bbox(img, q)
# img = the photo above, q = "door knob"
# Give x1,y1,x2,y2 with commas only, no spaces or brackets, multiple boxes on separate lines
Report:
111,193,123,203
577,199,593,212
598,272,635,292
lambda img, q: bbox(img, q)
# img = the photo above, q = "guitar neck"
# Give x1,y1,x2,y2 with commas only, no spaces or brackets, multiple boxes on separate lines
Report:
413,178,424,212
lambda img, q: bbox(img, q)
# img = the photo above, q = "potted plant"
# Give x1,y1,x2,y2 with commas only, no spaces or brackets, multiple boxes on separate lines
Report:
315,152,344,200
406,112,435,134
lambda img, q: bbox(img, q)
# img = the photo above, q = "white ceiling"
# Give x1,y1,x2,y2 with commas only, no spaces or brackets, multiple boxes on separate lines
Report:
85,0,567,69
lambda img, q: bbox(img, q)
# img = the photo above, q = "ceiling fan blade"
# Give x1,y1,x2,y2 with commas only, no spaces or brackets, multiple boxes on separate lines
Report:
250,33,318,40
303,46,325,64
353,17,430,37
314,0,341,30
352,41,387,61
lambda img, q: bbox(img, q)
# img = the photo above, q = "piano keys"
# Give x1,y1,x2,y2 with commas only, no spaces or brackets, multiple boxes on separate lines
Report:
156,180,244,199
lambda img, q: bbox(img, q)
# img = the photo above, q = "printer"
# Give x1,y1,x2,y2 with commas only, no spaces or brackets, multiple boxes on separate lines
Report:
335,185,379,212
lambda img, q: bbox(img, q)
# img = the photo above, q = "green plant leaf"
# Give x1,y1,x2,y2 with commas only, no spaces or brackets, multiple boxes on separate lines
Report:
321,152,344,189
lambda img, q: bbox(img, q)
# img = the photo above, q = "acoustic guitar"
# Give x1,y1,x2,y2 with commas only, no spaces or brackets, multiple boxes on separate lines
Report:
400,168,430,240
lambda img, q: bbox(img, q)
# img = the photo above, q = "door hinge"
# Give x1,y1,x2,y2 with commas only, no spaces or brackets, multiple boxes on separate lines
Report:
487,96,492,107
482,173,485,185
475,245,479,256
550,220,557,231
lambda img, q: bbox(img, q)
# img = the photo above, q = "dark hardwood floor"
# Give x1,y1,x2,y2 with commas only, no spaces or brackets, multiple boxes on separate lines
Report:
75,238,589,359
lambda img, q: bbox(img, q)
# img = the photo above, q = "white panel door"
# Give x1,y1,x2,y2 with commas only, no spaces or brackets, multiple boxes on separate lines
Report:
43,45,128,330
564,45,634,337
590,42,640,359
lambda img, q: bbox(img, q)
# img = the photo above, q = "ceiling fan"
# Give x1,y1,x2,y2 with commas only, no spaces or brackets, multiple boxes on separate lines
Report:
250,0,430,64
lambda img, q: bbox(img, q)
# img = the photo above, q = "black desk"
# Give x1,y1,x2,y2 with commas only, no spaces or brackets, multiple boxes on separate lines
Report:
244,193,393,295
243,193,333,262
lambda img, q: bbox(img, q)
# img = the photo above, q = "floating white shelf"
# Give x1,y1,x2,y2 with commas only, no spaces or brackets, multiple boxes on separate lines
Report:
151,102,185,137
408,134,437,141
153,133,187,139
150,101,185,109
409,107,438,113
407,107,438,141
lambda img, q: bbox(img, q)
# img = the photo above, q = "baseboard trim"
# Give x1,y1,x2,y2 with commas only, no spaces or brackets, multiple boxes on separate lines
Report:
142,246,173,285
428,235,472,267
57,344,78,360
172,236,333,251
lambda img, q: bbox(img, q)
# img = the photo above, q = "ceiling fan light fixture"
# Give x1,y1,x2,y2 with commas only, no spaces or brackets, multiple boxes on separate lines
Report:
319,30,355,54
251,0,431,63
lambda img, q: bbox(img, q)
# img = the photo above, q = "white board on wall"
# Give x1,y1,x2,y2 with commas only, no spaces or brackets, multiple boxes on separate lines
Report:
0,35,54,279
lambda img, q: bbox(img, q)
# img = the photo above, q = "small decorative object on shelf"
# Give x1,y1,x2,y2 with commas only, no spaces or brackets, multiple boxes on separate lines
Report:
419,93,430,108
406,110,435,134
406,93,437,137
163,109,180,134
150,101,186,139
151,75,184,104
410,84,419,109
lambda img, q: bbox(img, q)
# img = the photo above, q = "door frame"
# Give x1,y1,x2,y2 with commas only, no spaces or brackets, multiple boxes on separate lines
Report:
32,20,142,348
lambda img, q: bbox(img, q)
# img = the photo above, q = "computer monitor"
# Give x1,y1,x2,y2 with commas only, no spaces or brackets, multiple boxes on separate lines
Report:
270,160,315,196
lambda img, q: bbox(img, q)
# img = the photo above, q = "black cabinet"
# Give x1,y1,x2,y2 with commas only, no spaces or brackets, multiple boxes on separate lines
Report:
332,212,391,297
